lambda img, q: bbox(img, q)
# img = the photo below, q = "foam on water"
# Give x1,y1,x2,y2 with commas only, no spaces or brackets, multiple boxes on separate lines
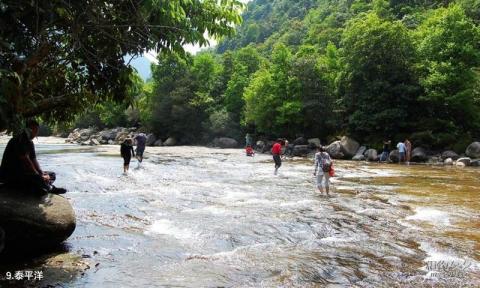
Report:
406,207,450,226
145,219,196,239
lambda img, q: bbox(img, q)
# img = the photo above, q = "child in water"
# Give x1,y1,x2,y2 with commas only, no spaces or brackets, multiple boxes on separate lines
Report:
120,138,135,174
246,145,254,156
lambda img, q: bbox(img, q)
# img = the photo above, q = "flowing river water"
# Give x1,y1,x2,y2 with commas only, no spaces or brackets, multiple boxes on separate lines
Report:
0,138,479,287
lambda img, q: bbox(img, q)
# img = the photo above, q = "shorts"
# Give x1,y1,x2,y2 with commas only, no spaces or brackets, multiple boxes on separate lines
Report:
273,154,282,168
316,172,330,188
399,152,406,161
136,147,145,157
123,155,131,165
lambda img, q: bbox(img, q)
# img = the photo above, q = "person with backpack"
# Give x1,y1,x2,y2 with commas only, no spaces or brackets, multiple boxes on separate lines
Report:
313,146,332,196
120,138,135,174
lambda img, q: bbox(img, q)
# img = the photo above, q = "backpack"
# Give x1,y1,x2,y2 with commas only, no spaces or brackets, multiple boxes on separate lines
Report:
321,153,332,172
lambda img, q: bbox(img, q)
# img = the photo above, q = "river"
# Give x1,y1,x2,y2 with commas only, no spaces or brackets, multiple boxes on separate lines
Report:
0,138,479,287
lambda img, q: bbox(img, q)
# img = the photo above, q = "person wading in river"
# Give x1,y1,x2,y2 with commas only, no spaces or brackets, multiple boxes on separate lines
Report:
0,120,66,195
313,146,332,196
134,133,147,165
120,138,135,174
271,139,284,175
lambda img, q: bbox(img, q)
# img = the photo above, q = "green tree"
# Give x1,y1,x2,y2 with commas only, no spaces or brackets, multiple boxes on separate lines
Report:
415,4,480,140
0,0,243,132
339,13,420,142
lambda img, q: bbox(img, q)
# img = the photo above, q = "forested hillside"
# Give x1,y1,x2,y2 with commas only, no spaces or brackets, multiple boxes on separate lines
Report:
76,0,480,150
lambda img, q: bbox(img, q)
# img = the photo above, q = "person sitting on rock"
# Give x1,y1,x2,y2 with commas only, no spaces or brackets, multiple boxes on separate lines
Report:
0,120,67,195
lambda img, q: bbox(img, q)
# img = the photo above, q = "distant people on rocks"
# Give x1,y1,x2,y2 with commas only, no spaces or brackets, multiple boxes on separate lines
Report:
245,133,253,147
380,140,391,162
246,145,255,157
121,138,135,174
0,120,67,195
271,139,284,175
134,133,147,164
397,141,406,163
404,138,412,163
313,146,332,196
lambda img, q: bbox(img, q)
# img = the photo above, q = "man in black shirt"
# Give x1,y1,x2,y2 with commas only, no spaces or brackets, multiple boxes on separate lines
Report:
0,120,66,195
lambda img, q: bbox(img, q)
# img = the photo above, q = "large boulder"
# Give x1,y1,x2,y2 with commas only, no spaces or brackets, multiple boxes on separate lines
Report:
153,139,163,147
389,150,400,162
212,137,238,148
292,145,310,157
146,134,157,146
456,157,471,166
99,129,117,141
470,160,480,167
441,150,459,160
340,136,360,158
0,190,76,252
365,149,378,161
292,137,308,146
307,138,321,148
444,158,453,165
466,142,480,158
350,146,365,160
164,137,177,146
255,140,265,152
326,141,344,159
411,147,428,162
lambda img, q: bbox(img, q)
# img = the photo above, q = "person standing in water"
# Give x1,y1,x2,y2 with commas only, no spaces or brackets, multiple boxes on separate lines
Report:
397,141,406,163
120,138,135,174
271,139,283,175
134,133,147,164
245,133,253,147
313,146,332,196
404,138,412,164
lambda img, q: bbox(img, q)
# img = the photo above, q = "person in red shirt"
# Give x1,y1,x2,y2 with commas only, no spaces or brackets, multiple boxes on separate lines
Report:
271,139,283,175
246,145,254,156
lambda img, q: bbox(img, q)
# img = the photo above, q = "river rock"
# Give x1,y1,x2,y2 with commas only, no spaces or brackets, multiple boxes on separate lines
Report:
89,138,100,146
352,146,366,160
411,147,428,162
456,157,471,166
326,141,344,159
99,129,117,141
146,134,156,146
441,150,459,160
456,161,466,167
213,137,238,148
340,136,360,158
466,142,480,158
293,137,308,146
307,138,321,148
153,139,163,146
470,160,480,167
444,158,453,165
164,137,177,146
292,145,310,157
0,190,76,252
352,154,365,161
389,150,399,162
255,140,265,151
365,149,378,161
